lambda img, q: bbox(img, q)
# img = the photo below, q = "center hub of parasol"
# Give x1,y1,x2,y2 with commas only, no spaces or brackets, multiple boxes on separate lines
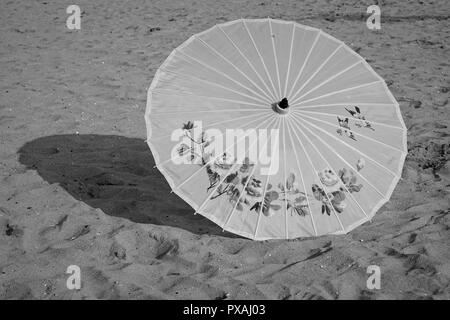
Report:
273,98,290,115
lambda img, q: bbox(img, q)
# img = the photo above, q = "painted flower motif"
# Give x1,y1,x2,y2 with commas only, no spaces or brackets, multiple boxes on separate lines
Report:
337,106,375,140
177,120,366,220
338,168,362,193
313,160,367,215
279,172,309,217
311,184,346,215
291,195,309,217
344,106,375,131
212,152,235,176
311,160,365,215
245,176,263,198
205,165,220,191
318,168,340,187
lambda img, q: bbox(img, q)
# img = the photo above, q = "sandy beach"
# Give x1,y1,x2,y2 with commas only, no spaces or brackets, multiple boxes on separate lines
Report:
0,0,449,299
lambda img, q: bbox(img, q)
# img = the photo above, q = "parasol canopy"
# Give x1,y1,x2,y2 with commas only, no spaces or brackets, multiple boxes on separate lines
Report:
145,18,407,240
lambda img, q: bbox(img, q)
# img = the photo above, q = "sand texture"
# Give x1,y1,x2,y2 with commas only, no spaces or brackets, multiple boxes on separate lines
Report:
0,0,449,299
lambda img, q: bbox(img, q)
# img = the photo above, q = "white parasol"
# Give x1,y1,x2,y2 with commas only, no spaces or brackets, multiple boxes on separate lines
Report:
145,18,407,240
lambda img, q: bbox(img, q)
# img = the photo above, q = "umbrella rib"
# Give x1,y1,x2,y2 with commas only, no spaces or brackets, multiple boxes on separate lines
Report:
154,112,272,167
289,43,344,104
291,102,395,109
293,80,383,106
150,110,271,142
253,117,282,240
283,22,296,98
242,19,279,100
293,111,407,153
290,60,362,106
281,117,288,238
172,113,274,192
160,64,268,105
287,113,346,232
174,50,269,105
285,117,318,236
268,18,283,98
292,113,400,178
152,88,266,107
292,116,386,199
194,35,274,103
217,25,277,102
221,117,279,231
294,109,403,130
287,30,321,99
194,116,274,215
291,115,370,219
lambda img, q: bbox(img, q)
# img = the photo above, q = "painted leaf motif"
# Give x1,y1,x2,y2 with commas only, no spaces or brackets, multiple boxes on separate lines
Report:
348,184,363,192
339,168,349,184
177,143,190,156
293,206,308,217
333,204,344,213
325,204,331,216
331,190,346,202
250,202,260,211
286,173,295,190
206,166,220,186
265,190,279,202
225,172,239,184
250,190,281,216
312,184,325,201
182,121,194,130
350,172,357,185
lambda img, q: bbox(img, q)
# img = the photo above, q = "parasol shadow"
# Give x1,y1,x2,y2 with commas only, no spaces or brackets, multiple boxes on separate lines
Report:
18,134,238,238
